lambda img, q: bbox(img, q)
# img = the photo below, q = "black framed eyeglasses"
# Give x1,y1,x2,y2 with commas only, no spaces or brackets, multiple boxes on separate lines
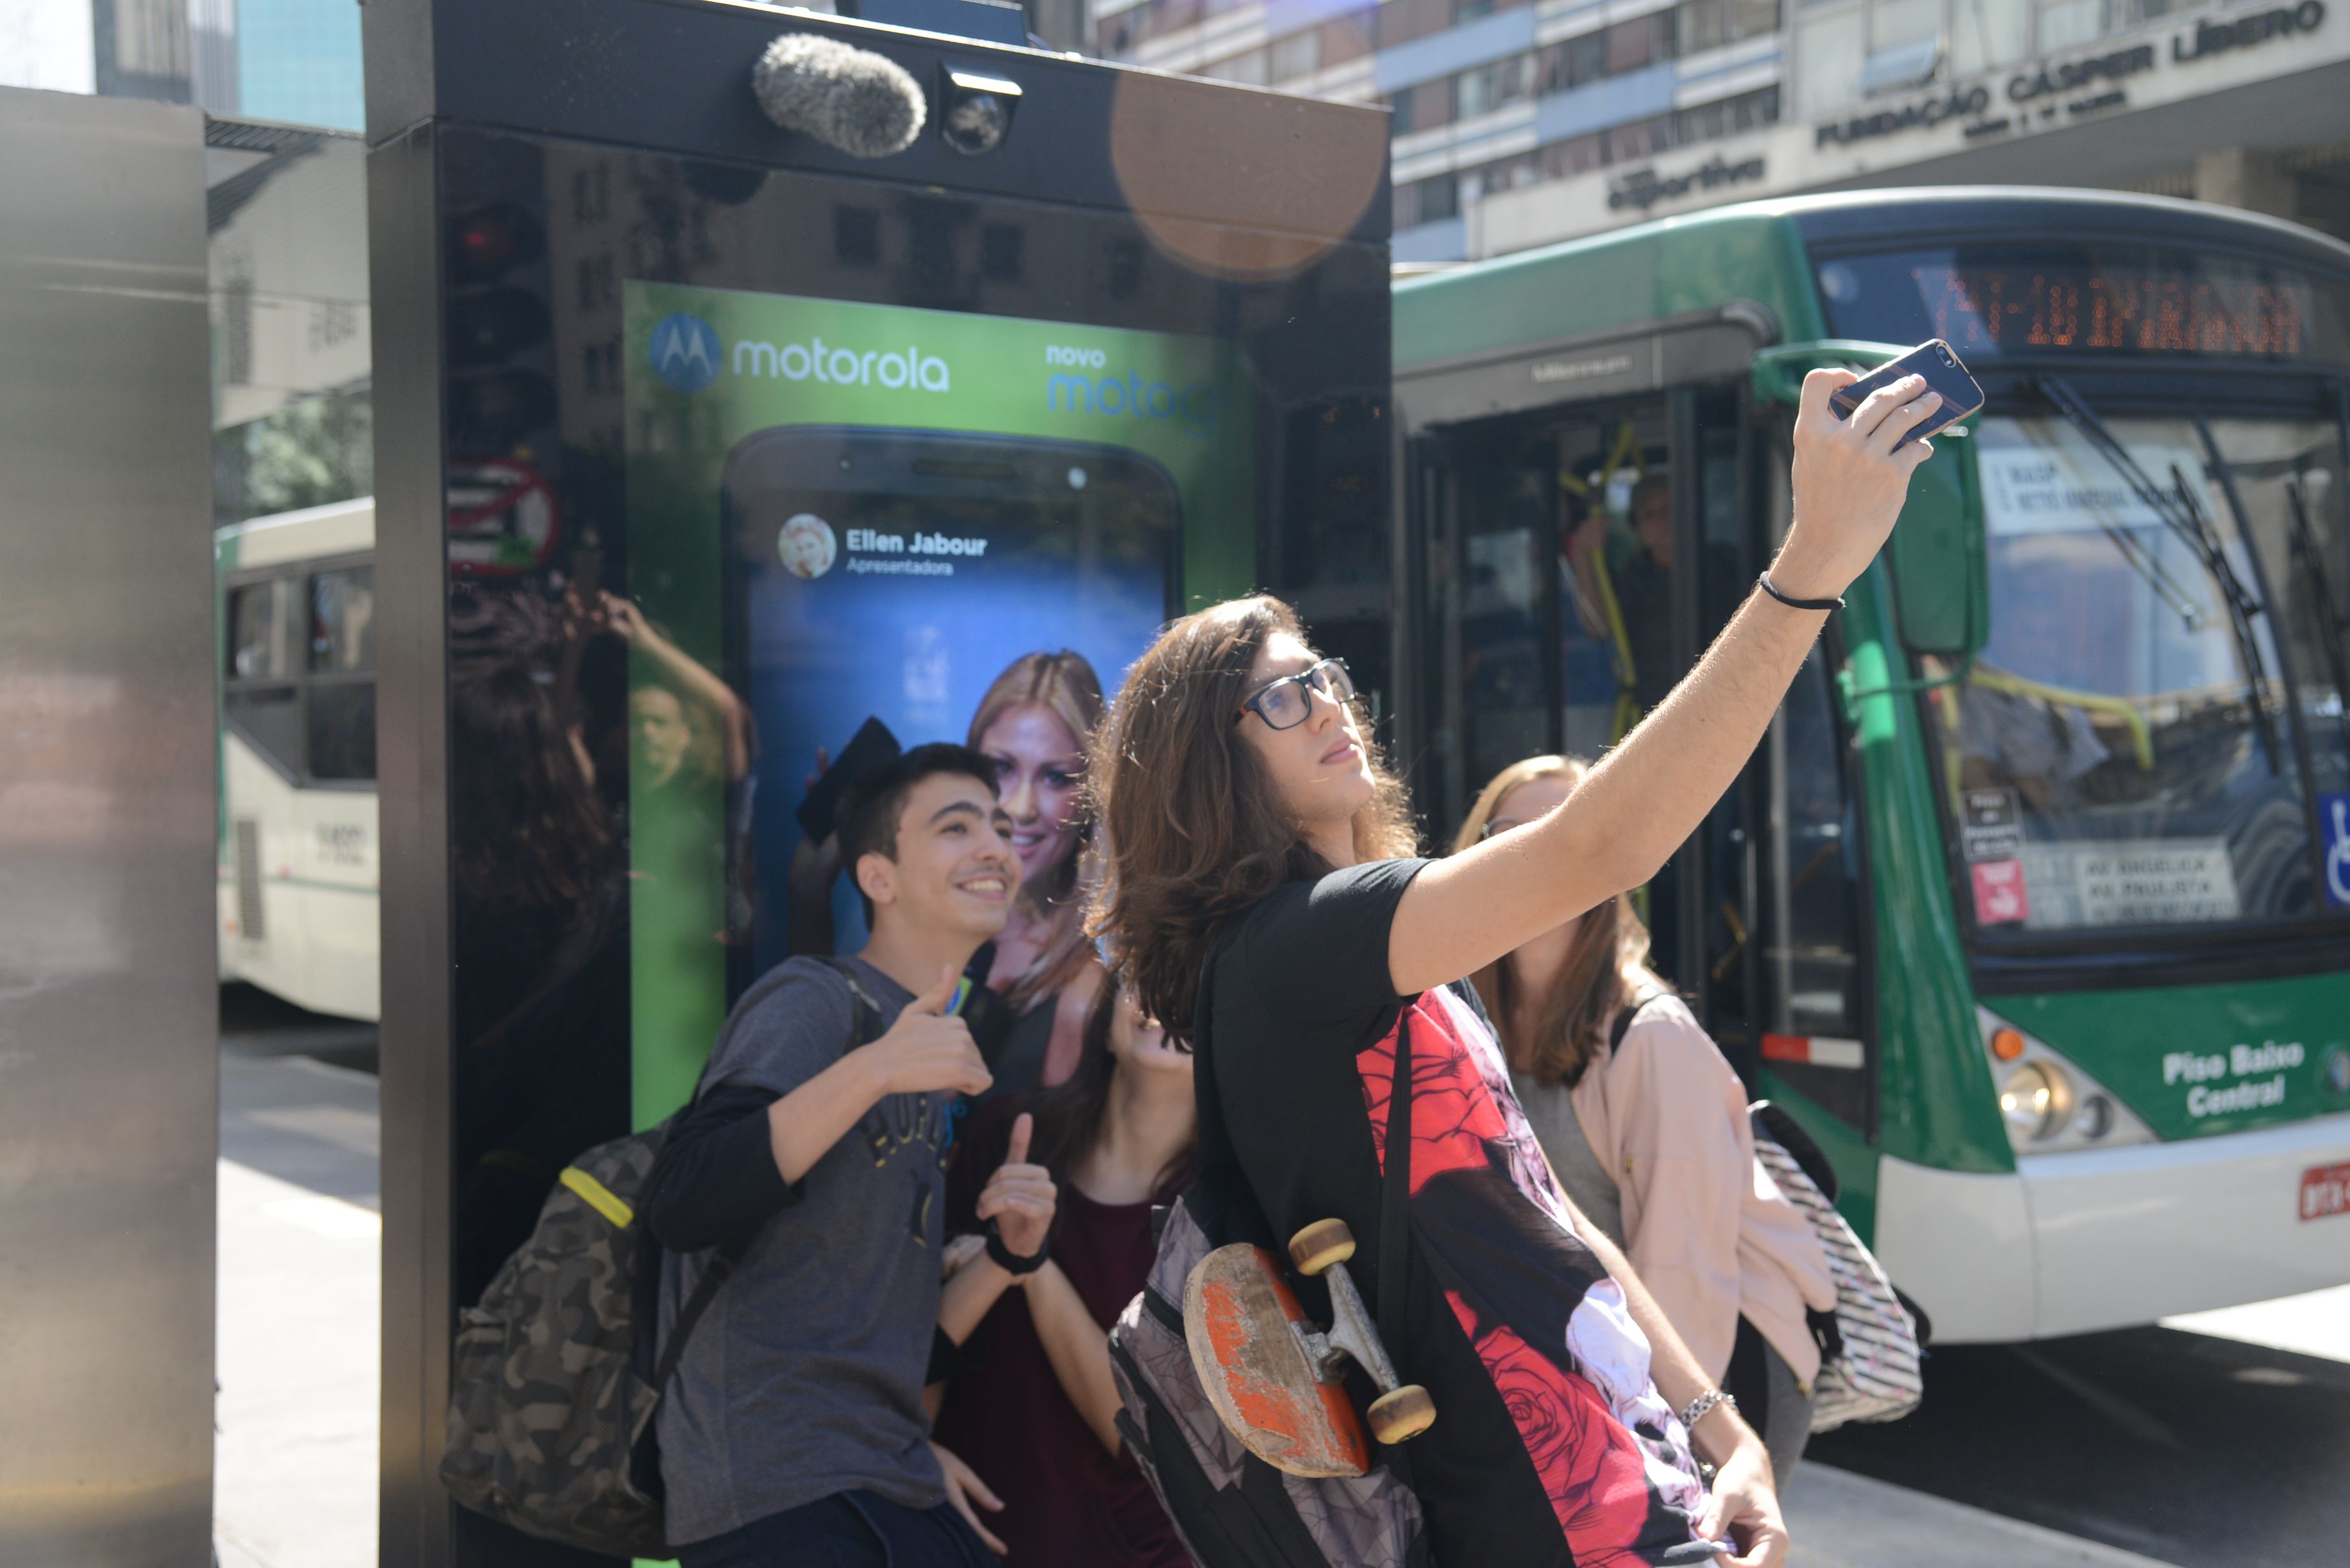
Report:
1236,658,1356,731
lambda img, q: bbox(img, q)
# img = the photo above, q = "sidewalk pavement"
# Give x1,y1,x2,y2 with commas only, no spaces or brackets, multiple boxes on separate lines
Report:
213,1048,2186,1568
215,1052,380,1568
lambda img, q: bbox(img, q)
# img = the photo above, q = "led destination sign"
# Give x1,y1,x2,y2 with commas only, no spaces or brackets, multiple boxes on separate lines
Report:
1913,262,2308,356
1819,248,2350,363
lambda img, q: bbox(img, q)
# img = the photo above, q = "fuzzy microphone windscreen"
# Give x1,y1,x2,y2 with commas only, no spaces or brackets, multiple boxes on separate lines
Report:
752,34,927,160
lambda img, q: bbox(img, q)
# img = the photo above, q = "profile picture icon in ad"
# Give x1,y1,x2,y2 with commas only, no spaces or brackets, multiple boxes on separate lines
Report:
777,511,839,579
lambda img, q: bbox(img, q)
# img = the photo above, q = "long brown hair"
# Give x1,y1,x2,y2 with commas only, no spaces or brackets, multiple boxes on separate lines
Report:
1024,984,1195,1205
1088,595,1416,1042
1452,755,1657,1087
967,650,1106,1013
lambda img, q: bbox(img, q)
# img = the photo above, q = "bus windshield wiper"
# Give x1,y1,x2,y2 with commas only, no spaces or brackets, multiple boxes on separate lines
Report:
2179,435,2284,776
2034,379,2205,626
2036,376,2282,773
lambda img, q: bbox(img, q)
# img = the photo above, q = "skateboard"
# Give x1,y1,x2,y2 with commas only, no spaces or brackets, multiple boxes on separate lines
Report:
1183,1217,1437,1478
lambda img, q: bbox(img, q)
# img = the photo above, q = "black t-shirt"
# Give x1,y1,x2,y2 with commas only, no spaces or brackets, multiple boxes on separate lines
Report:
1197,859,1708,1567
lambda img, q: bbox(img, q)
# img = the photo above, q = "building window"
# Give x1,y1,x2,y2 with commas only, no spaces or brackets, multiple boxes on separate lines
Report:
1678,0,1783,52
1870,0,1939,45
1271,27,1323,80
1411,173,1460,224
1611,11,1676,70
1321,11,1377,65
224,564,377,785
1793,5,1867,116
1455,54,1530,119
1202,47,1269,84
1379,0,1455,49
1950,0,2029,73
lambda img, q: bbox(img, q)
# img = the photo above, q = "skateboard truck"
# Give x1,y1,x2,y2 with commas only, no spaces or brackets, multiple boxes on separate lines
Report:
1285,1219,1437,1445
1184,1217,1436,1477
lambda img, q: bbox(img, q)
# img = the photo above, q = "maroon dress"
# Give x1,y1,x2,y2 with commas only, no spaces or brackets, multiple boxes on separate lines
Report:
936,1103,1188,1568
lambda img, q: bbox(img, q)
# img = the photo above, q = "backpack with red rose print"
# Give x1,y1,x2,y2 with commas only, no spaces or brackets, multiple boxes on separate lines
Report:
1105,971,1432,1568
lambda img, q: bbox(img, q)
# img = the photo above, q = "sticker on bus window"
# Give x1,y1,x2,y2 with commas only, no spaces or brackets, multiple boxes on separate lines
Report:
1971,858,2029,925
1975,439,2206,538
1960,787,2022,863
2321,792,2349,910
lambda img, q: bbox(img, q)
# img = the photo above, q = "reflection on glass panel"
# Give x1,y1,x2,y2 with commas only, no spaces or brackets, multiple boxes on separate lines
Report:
1927,415,2324,936
310,566,376,673
1951,0,2030,72
1794,8,1867,117
227,578,295,679
226,686,303,776
307,682,377,781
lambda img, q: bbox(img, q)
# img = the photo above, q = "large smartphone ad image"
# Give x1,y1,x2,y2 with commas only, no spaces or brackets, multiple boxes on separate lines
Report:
625,283,1252,1121
729,425,1179,973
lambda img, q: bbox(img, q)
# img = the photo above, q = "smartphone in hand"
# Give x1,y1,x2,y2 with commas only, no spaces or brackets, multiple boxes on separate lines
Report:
1828,338,1983,448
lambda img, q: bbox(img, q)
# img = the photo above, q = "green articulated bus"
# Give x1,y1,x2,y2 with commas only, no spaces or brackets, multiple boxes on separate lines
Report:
1391,188,2350,1343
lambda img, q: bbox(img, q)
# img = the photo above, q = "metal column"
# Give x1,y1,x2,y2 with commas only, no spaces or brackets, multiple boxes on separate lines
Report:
0,86,218,1568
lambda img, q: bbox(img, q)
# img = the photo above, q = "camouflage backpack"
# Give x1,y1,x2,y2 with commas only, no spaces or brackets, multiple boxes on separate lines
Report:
441,961,881,1556
438,1117,734,1556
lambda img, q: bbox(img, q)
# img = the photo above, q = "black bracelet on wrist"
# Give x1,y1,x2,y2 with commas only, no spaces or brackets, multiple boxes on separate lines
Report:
984,1219,1049,1276
1757,570,1844,612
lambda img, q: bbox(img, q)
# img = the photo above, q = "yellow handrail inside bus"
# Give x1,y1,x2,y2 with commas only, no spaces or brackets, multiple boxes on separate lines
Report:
1966,666,2157,771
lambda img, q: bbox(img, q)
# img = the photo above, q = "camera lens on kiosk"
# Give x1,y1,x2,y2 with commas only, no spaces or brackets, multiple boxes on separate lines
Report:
941,68,1021,155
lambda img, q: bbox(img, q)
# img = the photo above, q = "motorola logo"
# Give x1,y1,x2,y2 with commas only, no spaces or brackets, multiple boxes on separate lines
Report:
649,313,722,393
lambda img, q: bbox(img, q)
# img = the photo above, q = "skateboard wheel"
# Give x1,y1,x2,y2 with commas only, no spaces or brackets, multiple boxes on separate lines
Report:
1366,1384,1436,1444
1289,1219,1356,1276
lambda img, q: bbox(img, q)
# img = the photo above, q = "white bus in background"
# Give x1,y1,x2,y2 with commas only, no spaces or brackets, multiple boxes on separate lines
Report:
217,496,380,1022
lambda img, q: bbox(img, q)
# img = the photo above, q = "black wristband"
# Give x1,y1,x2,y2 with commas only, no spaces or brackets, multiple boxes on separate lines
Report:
1757,570,1844,612
984,1219,1049,1276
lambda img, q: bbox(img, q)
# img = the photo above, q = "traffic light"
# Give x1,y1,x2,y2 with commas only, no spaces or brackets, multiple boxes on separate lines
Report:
444,203,554,451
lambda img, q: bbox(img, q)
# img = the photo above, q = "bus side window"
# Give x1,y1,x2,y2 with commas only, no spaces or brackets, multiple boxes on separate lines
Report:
306,567,377,782
227,578,295,681
224,578,303,778
1762,644,1870,1133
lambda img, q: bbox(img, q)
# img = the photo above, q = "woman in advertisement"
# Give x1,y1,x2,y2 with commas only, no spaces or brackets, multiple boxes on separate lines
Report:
791,649,1113,1096
1086,368,1943,1567
966,650,1111,1093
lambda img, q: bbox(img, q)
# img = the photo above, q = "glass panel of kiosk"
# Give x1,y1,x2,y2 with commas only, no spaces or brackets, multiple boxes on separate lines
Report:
377,20,1391,1551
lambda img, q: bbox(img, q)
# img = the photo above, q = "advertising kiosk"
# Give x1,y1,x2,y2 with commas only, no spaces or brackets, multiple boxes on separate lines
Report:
361,1,1392,1560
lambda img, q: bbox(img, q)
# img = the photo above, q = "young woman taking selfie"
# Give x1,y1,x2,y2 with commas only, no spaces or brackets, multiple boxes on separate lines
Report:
1088,369,1941,1568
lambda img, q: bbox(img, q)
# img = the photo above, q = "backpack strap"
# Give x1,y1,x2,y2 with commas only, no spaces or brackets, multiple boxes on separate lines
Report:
1376,1003,1414,1459
1607,984,1671,1057
651,960,888,1391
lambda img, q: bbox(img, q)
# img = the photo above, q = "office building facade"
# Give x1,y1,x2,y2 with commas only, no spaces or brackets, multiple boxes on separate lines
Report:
1096,0,2350,258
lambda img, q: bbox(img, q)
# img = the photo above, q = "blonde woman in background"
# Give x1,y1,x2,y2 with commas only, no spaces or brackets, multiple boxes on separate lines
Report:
1455,753,1838,1483
966,650,1109,1092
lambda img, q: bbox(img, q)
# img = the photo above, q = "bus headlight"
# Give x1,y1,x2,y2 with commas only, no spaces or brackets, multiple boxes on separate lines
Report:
1999,1060,2073,1141
1978,1007,2158,1156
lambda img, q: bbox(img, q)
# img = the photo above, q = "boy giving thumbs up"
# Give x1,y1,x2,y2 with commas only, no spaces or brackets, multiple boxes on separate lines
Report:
642,744,1030,1568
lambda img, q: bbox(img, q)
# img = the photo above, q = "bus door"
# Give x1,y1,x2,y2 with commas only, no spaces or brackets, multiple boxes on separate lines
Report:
1400,369,1861,1104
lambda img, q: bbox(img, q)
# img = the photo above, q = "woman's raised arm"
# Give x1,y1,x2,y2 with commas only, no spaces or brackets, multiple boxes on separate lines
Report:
1388,367,1940,997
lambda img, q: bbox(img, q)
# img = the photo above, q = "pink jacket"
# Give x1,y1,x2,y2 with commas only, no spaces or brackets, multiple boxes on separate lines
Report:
1561,995,1837,1385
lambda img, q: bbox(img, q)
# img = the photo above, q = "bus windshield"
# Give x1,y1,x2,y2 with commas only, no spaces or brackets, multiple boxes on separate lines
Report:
1927,409,2350,939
